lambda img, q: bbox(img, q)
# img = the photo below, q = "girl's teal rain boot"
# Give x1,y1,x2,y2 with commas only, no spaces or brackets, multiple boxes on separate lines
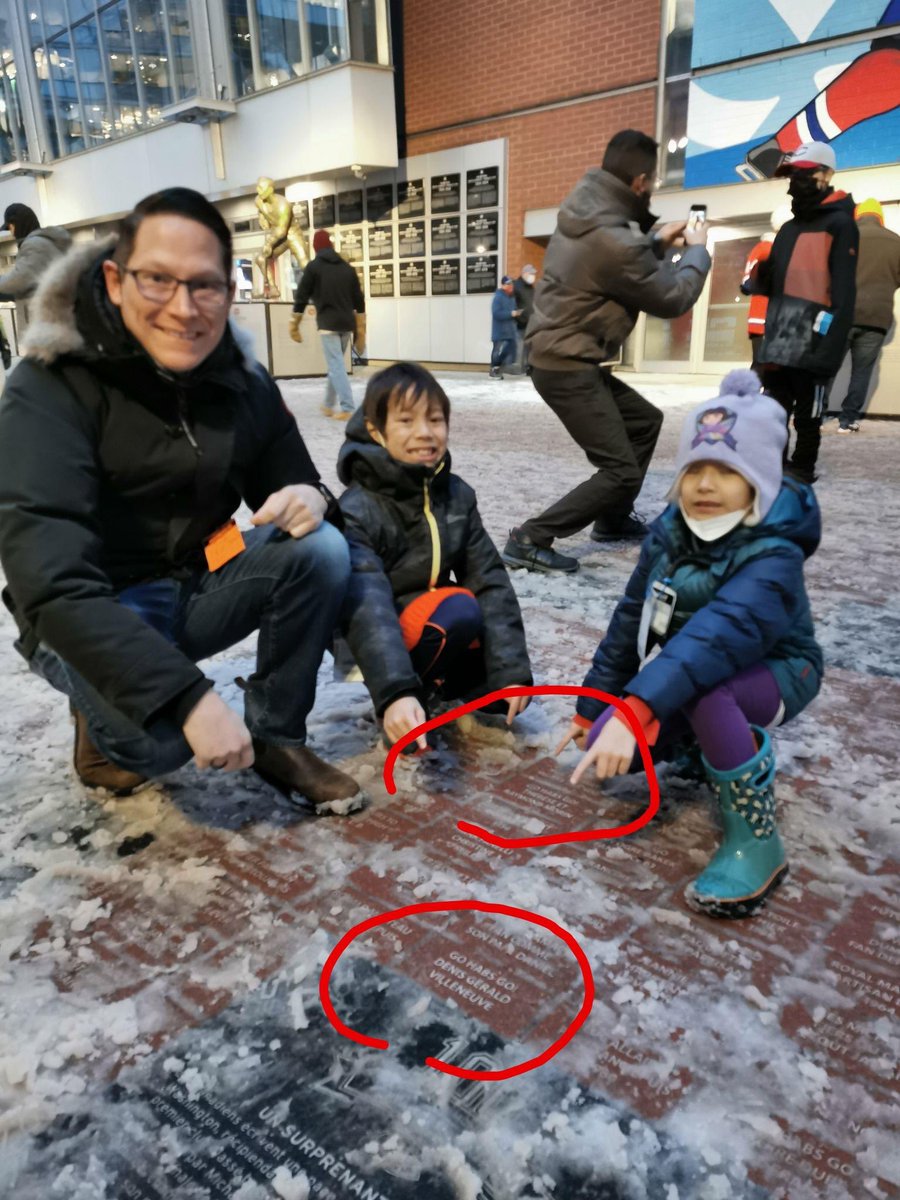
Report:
686,727,788,919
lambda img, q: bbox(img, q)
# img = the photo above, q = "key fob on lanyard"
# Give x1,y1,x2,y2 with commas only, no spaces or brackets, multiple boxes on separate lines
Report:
637,580,678,661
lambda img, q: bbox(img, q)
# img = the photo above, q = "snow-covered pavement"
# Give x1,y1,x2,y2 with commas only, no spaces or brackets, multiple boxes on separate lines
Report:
1,370,897,1199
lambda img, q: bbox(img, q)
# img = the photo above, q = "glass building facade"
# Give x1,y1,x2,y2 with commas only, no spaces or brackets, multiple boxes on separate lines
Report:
8,0,388,160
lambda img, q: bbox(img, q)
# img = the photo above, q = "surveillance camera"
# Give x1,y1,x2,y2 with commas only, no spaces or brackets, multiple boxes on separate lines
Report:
350,163,366,179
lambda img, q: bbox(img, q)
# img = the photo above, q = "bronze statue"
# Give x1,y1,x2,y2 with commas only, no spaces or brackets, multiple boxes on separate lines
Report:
252,176,309,300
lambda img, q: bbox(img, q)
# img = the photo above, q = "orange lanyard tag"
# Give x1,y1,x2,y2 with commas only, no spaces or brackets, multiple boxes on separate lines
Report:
204,519,246,572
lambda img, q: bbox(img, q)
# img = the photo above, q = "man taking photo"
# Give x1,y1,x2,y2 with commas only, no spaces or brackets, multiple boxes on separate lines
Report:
503,129,711,575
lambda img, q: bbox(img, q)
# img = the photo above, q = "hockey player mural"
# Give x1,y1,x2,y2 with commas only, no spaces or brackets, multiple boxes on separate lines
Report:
682,0,900,187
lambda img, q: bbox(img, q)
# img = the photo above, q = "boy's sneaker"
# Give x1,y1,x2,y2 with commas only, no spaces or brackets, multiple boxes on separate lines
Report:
488,367,502,380
837,422,860,434
502,528,579,574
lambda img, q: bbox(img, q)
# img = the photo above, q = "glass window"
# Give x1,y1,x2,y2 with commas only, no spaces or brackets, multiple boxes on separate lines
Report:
703,236,757,362
306,0,348,71
100,1,142,134
347,0,376,62
166,0,197,97
0,15,27,164
644,309,693,362
226,0,256,95
32,45,61,158
39,0,68,41
660,0,694,186
131,0,173,115
73,17,111,145
46,28,85,152
257,0,302,86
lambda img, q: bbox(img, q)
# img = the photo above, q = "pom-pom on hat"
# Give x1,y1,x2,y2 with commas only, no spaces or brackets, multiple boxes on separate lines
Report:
313,229,332,251
669,369,788,524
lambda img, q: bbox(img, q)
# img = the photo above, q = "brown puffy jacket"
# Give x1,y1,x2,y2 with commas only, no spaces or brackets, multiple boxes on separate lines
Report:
853,215,900,332
525,168,710,369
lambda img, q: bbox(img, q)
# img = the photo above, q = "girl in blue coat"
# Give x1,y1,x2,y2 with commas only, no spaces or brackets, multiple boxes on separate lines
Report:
559,369,823,918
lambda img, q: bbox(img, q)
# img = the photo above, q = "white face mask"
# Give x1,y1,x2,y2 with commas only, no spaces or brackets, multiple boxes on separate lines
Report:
679,502,749,542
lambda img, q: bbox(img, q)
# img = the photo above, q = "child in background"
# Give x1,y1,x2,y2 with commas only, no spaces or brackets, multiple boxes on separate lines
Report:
558,369,823,917
337,362,532,750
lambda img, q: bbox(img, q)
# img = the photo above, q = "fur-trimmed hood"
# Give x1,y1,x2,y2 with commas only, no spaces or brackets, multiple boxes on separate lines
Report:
21,234,258,374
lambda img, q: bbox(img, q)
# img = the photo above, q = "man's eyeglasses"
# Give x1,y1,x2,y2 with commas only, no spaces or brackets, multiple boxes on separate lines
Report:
121,267,231,310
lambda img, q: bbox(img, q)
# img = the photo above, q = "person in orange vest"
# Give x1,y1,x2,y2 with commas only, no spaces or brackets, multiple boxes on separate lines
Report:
741,208,788,368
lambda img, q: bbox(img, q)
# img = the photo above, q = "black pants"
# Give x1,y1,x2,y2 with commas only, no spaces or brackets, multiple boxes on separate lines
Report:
760,365,828,475
520,366,663,544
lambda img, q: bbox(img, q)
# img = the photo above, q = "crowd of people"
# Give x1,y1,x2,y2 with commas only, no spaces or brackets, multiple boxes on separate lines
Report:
0,126,896,920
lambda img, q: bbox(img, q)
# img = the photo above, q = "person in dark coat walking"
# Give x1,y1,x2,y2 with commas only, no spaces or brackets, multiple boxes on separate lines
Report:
747,141,858,481
289,229,366,419
503,130,710,575
0,187,361,810
489,276,520,378
559,370,822,918
337,362,532,750
825,198,900,432
513,264,537,371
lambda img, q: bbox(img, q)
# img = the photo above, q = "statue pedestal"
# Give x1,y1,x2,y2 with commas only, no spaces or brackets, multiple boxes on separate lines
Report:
230,300,352,380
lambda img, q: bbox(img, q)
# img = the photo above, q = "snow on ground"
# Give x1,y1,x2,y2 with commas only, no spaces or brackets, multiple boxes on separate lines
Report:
0,368,898,1199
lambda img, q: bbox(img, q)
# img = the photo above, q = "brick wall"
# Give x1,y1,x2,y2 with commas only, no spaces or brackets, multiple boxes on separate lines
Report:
408,90,658,275
402,0,662,273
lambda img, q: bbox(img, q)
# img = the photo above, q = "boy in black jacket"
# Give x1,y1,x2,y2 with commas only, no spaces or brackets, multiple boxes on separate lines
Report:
746,140,858,483
337,363,533,750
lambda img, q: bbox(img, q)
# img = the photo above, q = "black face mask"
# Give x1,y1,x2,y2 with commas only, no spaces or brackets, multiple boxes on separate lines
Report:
788,173,830,218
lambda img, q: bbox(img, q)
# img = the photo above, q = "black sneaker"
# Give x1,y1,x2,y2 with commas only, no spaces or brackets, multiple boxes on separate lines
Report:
488,367,502,380
590,513,648,542
502,528,579,574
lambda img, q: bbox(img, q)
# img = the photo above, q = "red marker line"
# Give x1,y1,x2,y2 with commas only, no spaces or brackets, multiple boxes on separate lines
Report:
319,900,595,1081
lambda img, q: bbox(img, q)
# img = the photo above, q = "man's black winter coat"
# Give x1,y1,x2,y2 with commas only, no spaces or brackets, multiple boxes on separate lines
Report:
292,247,365,332
336,410,532,715
0,240,335,729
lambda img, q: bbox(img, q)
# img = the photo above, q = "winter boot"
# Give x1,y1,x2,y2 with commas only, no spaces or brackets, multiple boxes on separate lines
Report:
686,727,788,919
72,708,149,797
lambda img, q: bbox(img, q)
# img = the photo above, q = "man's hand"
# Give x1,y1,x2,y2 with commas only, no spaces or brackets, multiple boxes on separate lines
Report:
383,696,428,751
288,312,303,343
683,220,709,248
655,220,688,250
183,691,254,772
570,718,636,785
251,484,326,539
505,694,531,725
554,719,588,757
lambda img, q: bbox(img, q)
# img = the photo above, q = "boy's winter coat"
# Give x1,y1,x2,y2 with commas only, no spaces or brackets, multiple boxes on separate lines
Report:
755,190,858,377
337,409,532,715
575,479,823,728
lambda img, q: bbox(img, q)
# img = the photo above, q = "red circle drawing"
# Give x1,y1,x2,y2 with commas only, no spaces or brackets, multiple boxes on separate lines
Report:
383,685,660,848
319,900,595,1081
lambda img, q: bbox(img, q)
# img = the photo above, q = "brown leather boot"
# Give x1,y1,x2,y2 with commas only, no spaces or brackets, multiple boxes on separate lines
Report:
252,739,364,814
72,708,148,796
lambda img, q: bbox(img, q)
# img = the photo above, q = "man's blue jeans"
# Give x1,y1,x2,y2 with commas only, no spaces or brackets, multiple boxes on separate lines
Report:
319,332,354,412
30,523,351,778
839,326,885,426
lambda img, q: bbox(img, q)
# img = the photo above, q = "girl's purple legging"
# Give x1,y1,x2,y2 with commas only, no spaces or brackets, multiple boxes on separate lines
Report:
586,663,783,772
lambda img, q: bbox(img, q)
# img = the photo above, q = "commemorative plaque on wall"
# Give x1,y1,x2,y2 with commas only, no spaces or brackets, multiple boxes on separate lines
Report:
431,216,460,255
466,211,498,253
431,173,461,213
431,258,461,295
398,220,426,258
368,224,394,260
466,166,499,209
337,189,364,224
399,260,427,297
397,179,425,218
369,263,395,297
312,194,336,228
466,254,497,294
291,200,310,231
337,227,364,263
366,183,396,223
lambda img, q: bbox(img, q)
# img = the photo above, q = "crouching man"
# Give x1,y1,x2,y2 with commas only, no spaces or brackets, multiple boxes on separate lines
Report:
0,187,360,810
